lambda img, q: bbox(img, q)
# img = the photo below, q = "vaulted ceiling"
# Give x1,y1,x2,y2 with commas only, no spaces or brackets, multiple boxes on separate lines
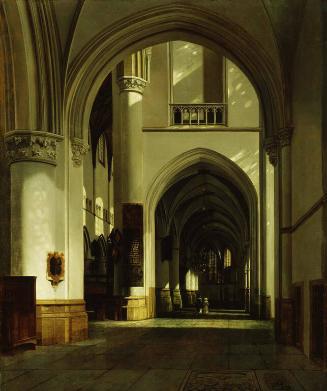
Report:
156,167,250,267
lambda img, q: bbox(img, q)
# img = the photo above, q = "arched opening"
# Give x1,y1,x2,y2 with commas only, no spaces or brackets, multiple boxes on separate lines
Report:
66,4,285,144
1,1,326,384
77,31,272,322
151,150,258,318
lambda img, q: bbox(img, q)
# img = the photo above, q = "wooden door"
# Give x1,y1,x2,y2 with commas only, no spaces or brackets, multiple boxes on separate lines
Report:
310,283,325,361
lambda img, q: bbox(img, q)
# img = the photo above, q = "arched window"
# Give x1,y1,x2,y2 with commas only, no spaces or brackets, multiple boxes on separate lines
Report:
208,249,217,281
97,133,106,166
95,197,104,236
224,248,232,268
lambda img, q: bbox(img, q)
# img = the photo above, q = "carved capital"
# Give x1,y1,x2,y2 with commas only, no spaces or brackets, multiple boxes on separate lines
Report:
264,136,279,166
71,138,89,166
278,127,293,147
4,130,62,165
117,76,147,94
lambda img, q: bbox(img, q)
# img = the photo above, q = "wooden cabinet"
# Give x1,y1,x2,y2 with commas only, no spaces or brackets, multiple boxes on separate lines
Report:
0,276,36,351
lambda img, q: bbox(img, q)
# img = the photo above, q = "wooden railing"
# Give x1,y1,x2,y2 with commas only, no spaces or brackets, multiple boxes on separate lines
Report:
170,103,227,126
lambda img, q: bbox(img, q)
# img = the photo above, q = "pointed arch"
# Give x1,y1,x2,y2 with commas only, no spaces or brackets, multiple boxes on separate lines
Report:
65,3,286,144
144,147,259,315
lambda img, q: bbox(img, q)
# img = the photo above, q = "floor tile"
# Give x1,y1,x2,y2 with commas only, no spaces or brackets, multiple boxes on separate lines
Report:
256,370,304,391
292,370,327,391
82,369,147,390
0,312,324,390
131,369,187,391
2,370,56,391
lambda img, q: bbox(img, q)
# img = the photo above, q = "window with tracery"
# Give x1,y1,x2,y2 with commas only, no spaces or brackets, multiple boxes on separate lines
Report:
199,247,219,283
97,134,105,166
224,248,232,268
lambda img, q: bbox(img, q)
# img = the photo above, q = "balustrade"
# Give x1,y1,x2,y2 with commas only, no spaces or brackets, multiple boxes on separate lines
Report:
170,103,227,126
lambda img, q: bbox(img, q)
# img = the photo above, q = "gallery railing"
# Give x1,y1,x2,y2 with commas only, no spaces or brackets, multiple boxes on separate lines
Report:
170,103,227,126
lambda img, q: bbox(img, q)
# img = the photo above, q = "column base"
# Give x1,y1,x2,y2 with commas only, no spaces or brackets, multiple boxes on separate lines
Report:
171,289,182,310
275,298,294,345
146,287,156,318
36,300,88,345
156,288,173,314
181,289,193,306
263,295,272,320
244,288,250,312
121,296,148,320
191,290,197,305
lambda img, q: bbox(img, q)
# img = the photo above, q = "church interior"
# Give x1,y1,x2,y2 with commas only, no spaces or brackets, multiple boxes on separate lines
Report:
0,0,327,389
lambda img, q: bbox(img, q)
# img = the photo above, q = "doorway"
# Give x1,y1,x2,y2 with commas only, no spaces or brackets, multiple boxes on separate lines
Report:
310,281,325,363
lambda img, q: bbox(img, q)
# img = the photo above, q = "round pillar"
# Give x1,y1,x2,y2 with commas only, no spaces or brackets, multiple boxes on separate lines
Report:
118,77,147,320
5,131,88,345
156,239,172,313
170,244,182,310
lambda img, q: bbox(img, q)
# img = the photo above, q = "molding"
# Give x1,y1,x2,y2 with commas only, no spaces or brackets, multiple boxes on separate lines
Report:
37,299,85,305
264,136,279,166
71,137,89,166
4,130,63,165
281,193,327,234
27,0,63,135
278,126,293,147
143,126,262,133
117,76,147,94
0,3,15,131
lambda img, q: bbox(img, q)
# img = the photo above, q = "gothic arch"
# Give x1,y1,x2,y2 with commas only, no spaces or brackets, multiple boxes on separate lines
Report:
65,3,286,144
144,148,259,314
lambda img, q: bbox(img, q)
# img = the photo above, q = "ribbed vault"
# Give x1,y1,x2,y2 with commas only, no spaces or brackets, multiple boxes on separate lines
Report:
156,168,249,273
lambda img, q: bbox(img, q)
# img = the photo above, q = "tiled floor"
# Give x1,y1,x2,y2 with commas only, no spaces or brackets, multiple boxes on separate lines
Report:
1,314,326,390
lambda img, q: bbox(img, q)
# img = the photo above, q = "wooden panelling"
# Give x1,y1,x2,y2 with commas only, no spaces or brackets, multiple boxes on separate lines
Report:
310,280,326,366
275,298,294,345
36,300,88,345
0,276,36,351
293,282,304,351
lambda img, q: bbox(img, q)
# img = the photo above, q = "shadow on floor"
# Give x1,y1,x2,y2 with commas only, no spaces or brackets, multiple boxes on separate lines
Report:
158,307,252,320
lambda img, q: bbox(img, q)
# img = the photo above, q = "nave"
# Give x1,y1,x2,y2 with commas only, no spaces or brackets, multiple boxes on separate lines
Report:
1,315,325,391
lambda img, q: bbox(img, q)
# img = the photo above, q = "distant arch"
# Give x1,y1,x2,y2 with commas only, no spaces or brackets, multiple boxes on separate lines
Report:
144,148,258,314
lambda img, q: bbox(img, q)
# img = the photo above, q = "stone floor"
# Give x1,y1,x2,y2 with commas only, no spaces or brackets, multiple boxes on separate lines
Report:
1,313,326,390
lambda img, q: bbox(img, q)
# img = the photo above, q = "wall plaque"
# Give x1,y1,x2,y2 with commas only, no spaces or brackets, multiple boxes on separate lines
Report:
47,252,65,286
123,204,143,287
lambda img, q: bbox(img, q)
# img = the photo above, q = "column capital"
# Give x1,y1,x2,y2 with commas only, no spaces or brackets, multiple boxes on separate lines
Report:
263,136,279,166
117,76,147,94
71,137,89,167
4,130,63,166
278,127,293,148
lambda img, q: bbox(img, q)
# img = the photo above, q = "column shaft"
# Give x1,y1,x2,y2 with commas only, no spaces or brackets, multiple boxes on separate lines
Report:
170,246,182,309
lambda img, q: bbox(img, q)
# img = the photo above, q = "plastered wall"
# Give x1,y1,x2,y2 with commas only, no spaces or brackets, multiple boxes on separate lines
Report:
83,137,112,247
291,0,324,356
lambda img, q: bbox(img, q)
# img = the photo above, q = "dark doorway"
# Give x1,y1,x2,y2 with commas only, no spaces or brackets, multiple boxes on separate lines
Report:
310,281,325,363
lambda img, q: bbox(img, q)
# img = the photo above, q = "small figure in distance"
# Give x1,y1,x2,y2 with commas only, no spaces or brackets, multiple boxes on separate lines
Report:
195,293,203,315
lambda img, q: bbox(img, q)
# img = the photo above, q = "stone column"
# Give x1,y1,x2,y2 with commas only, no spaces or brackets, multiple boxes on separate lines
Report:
156,238,172,314
190,270,198,304
184,269,193,306
265,128,293,344
5,131,88,345
278,127,294,344
170,242,182,310
5,131,59,287
116,52,149,320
